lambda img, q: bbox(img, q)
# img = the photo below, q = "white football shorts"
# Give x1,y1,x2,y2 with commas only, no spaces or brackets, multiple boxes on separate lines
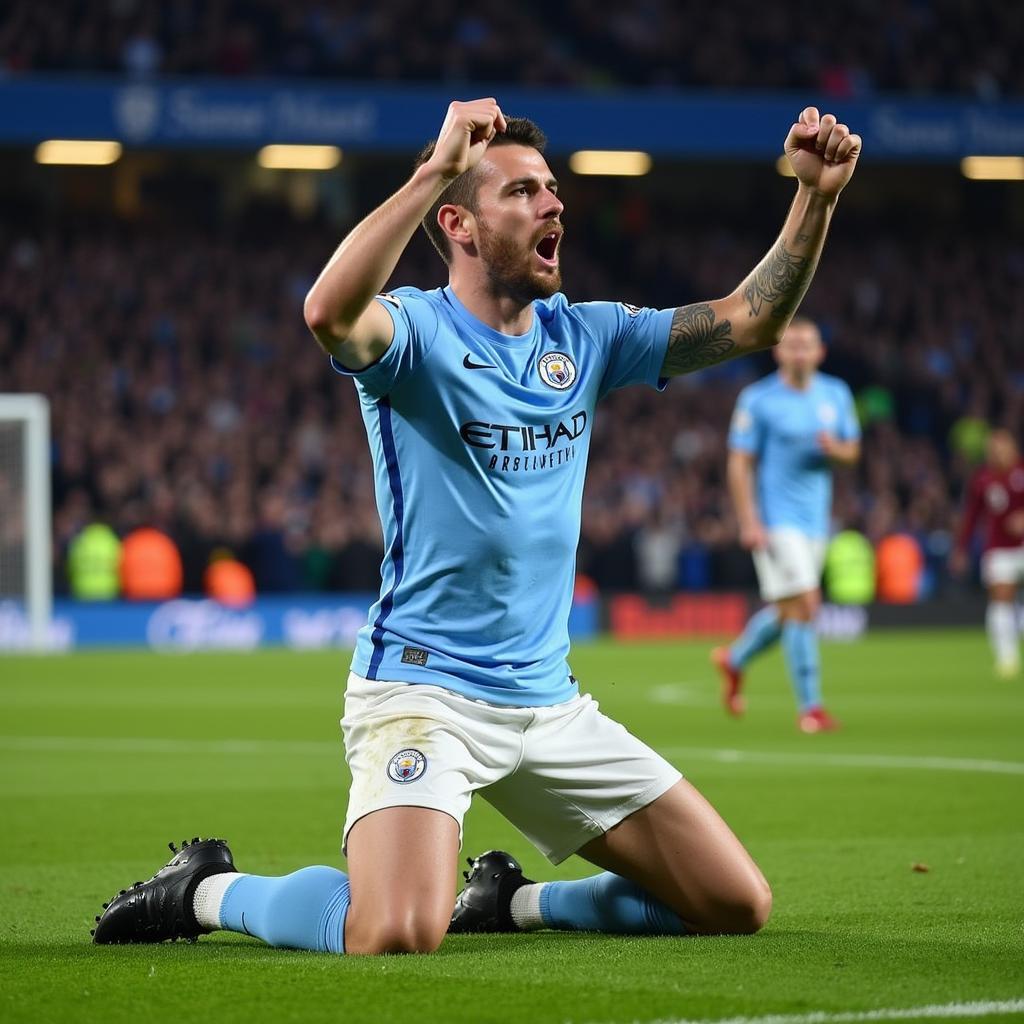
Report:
340,672,682,865
752,526,827,602
981,545,1024,586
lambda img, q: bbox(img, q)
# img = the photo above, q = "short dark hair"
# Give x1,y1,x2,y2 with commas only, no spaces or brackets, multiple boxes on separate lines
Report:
413,116,547,265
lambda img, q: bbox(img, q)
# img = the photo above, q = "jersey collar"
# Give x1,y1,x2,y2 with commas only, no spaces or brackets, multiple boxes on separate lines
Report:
441,286,540,347
776,369,818,393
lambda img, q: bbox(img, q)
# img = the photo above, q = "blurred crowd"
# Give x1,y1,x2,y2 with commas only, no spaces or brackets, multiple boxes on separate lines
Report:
1,181,1020,597
1,0,1021,98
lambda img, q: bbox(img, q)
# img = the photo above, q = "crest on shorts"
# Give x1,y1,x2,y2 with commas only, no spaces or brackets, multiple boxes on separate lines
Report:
538,351,577,390
387,748,426,784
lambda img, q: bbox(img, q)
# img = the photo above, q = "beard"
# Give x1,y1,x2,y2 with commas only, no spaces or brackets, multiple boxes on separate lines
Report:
476,219,562,303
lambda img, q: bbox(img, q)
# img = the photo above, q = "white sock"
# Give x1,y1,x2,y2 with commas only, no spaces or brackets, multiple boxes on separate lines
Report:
509,882,546,931
986,601,1019,667
193,871,245,931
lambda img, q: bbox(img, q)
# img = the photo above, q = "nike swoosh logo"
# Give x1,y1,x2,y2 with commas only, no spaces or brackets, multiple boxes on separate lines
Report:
463,354,497,370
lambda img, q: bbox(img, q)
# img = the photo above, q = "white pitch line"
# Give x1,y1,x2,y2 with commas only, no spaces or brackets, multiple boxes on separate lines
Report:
610,997,1024,1024
662,746,1024,777
1,736,1022,777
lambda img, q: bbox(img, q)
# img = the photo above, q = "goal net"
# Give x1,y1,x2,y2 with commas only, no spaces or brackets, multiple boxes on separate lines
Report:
0,394,51,649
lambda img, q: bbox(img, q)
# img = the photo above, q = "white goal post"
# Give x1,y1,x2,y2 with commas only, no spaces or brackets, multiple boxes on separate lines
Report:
0,394,52,650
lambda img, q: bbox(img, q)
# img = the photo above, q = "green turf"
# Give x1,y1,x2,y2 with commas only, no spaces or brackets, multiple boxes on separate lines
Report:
1,631,1022,1024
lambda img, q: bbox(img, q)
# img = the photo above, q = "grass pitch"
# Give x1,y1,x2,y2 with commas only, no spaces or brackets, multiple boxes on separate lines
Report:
1,630,1022,1024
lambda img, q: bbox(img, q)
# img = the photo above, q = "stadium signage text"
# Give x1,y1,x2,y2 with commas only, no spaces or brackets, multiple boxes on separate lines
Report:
0,595,599,650
5,79,1024,157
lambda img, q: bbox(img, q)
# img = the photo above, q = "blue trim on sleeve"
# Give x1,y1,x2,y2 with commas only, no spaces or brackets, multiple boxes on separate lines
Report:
367,397,406,680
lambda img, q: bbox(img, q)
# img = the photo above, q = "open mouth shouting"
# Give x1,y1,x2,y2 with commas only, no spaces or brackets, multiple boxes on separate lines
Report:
534,227,562,269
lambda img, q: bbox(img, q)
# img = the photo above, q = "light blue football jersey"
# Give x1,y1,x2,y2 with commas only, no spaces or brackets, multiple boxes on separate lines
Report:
728,371,859,538
331,286,672,706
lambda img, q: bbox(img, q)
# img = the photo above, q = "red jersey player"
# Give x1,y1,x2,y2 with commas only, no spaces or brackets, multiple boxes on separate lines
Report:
951,429,1024,678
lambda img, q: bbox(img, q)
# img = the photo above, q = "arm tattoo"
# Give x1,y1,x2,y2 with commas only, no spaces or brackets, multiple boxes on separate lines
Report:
742,239,814,321
661,302,738,376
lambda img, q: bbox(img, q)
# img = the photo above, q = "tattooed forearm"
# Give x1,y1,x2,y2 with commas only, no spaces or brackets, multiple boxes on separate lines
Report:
663,192,831,374
661,303,738,376
742,239,815,321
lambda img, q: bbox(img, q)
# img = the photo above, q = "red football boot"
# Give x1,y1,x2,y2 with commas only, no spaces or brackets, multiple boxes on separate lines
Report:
798,706,840,733
711,646,745,717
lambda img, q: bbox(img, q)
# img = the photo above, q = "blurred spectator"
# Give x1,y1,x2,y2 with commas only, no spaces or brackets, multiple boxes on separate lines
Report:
949,408,990,467
120,527,183,600
875,533,924,604
1,0,1022,97
824,530,875,605
205,556,256,607
67,523,121,600
634,507,685,596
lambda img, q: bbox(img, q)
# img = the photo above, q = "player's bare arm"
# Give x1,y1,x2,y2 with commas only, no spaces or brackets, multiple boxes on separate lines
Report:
303,99,507,369
727,449,767,551
661,108,861,377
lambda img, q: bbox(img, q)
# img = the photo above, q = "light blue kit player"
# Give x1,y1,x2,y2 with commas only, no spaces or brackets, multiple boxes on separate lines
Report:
93,100,862,953
712,318,860,733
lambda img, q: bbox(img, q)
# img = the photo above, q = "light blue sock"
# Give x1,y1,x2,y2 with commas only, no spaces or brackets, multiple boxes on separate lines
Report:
729,605,782,669
539,872,687,935
781,620,821,712
220,867,350,953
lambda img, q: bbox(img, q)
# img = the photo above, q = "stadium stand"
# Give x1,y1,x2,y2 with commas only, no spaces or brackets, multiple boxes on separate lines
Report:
1,192,1019,594
1,0,1021,96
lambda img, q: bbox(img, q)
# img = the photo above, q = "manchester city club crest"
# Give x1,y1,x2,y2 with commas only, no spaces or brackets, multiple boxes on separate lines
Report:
538,351,577,390
386,748,427,784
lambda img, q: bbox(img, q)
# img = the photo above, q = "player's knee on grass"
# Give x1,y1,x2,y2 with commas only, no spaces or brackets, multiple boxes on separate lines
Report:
346,906,449,955
675,872,772,937
702,877,773,936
